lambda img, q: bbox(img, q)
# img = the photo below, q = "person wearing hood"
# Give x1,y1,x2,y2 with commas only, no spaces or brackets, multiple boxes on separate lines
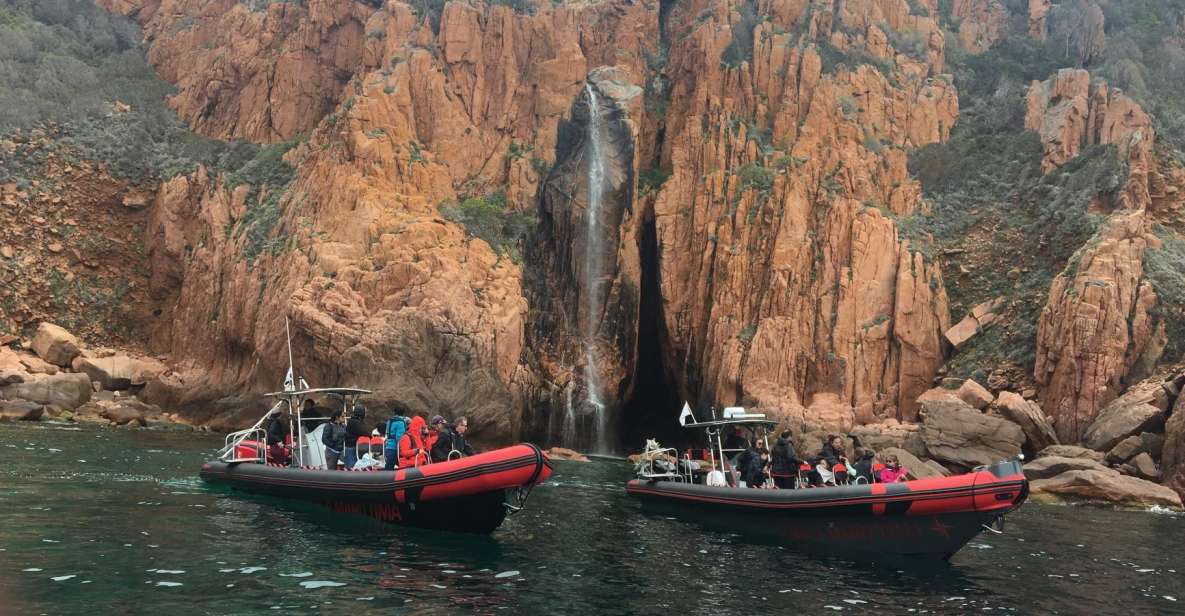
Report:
343,404,370,469
399,416,430,467
770,430,802,489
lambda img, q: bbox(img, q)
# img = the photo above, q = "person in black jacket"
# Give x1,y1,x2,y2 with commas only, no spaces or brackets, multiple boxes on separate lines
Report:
321,409,347,470
737,442,768,488
809,434,848,486
343,405,370,469
431,416,477,462
851,447,876,483
266,406,292,466
770,430,802,489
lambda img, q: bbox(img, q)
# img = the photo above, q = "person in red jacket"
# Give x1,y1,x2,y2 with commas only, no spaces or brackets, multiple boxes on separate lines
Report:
398,416,430,467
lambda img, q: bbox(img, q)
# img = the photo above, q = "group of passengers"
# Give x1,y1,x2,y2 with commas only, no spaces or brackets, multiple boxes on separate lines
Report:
265,400,476,470
724,429,909,489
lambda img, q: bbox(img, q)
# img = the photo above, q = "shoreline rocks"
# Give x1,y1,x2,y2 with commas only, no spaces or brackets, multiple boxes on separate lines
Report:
918,399,1024,469
1030,469,1182,509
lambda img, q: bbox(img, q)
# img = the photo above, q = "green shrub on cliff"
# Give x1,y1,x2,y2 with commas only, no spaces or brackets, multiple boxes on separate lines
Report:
1144,225,1185,361
439,192,536,260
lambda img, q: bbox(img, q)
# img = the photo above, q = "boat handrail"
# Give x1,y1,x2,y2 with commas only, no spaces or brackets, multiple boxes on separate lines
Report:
636,445,689,482
222,428,267,463
216,400,284,461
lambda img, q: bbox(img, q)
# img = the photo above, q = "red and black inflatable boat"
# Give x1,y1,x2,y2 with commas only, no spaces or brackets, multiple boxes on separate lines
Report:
627,408,1028,559
627,458,1027,559
202,443,552,533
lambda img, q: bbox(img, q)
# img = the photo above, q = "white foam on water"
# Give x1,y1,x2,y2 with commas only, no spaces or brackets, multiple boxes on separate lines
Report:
356,597,374,601
843,600,867,605
494,571,520,579
48,448,61,452
1165,596,1177,602
51,575,76,582
1136,569,1155,573
151,570,185,575
22,568,42,572
240,566,267,574
42,539,60,543
443,570,456,574
299,581,346,589
280,572,314,578
823,606,843,611
218,569,237,573
430,584,447,589
155,581,183,587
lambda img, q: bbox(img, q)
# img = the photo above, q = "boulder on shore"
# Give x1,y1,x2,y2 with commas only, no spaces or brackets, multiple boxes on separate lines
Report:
0,398,44,421
1029,469,1182,509
75,355,165,391
995,391,1058,454
30,323,81,368
848,420,918,453
1105,433,1163,465
547,447,590,462
1082,385,1168,452
1120,452,1160,482
1162,395,1185,499
1023,455,1114,481
0,372,92,409
1036,445,1105,463
919,399,1024,469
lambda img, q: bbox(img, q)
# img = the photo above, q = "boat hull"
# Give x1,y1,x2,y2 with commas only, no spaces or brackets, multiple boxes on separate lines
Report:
201,443,551,534
626,459,1027,559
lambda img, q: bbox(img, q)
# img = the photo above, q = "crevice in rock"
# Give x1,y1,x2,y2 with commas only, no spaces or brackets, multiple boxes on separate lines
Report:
617,208,684,450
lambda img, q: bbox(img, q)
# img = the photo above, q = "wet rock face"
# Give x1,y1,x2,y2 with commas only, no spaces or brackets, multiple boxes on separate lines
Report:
525,73,642,445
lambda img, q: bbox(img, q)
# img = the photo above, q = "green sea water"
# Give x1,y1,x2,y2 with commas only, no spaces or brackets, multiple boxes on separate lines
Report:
0,422,1182,615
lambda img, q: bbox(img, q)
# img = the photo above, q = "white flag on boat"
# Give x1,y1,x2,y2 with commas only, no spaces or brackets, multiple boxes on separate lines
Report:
283,367,295,392
678,402,694,426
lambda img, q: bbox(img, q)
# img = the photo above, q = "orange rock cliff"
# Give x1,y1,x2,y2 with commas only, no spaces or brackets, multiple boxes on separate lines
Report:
4,0,1185,476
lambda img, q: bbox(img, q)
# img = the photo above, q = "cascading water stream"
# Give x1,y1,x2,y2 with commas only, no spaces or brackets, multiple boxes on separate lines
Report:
583,83,609,454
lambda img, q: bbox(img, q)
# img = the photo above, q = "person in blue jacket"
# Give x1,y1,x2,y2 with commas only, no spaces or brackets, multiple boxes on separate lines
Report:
384,403,411,471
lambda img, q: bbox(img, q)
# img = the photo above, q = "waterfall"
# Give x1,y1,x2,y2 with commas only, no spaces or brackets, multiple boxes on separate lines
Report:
583,83,609,454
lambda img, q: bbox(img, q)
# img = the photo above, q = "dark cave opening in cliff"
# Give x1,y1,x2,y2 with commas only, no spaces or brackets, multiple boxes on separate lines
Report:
617,212,686,453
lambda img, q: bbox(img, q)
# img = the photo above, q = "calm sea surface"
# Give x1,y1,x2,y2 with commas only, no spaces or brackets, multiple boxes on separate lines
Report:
0,422,1182,615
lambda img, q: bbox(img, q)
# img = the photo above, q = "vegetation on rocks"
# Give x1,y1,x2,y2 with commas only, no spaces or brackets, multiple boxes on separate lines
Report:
439,191,536,261
905,25,1129,381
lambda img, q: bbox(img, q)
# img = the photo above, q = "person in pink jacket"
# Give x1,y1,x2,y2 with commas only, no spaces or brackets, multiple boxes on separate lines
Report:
879,453,909,483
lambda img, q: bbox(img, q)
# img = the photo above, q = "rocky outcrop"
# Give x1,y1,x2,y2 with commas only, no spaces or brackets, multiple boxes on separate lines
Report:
956,379,993,410
1082,383,1167,452
952,0,1008,54
944,297,1003,348
1158,392,1185,498
96,0,379,143
1121,452,1160,482
918,398,1024,469
0,372,92,410
1028,0,1051,40
1023,455,1113,481
1023,69,1154,206
1030,469,1182,509
1036,444,1105,463
994,390,1057,455
849,419,918,452
1105,432,1164,465
74,355,165,391
31,323,81,368
1035,212,1162,443
0,399,44,422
